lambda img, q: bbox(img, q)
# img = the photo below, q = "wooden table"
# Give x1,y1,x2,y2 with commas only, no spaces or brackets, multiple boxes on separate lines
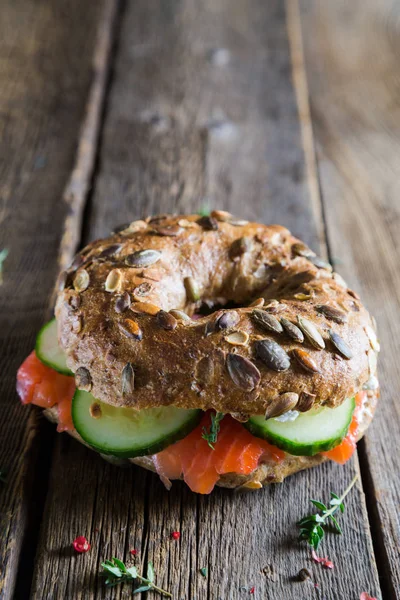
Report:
1,1,399,598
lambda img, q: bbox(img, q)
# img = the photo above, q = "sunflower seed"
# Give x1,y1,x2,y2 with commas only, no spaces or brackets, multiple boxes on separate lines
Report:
280,318,304,343
328,329,353,359
156,310,177,330
153,224,183,237
184,276,200,302
229,236,252,259
226,353,261,391
332,272,348,288
73,269,90,292
210,210,233,221
90,402,102,419
297,391,316,412
254,339,290,371
98,244,123,259
125,249,161,268
252,309,283,334
112,222,130,234
217,310,240,330
249,298,265,308
364,325,380,352
169,309,192,322
264,300,286,313
264,392,299,419
195,356,214,385
291,242,316,258
225,330,249,346
115,291,131,313
308,256,332,271
130,301,160,315
132,282,153,298
75,367,92,392
118,318,143,341
58,270,69,291
121,362,135,394
105,269,122,292
197,215,218,231
297,316,325,349
316,304,347,324
291,348,320,373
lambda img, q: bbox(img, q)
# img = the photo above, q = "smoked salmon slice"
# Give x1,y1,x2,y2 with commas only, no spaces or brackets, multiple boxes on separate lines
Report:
17,351,75,431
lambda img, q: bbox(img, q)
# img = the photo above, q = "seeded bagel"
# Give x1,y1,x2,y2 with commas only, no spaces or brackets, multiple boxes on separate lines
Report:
56,212,379,416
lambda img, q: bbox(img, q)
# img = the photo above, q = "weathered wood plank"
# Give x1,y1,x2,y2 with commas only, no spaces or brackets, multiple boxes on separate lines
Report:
300,1,400,596
0,1,105,598
32,1,382,599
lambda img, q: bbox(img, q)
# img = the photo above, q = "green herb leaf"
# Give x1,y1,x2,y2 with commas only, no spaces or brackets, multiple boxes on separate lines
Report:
112,557,127,572
100,556,171,597
134,585,152,594
147,561,155,583
200,567,208,577
202,412,225,449
127,566,138,578
297,474,358,551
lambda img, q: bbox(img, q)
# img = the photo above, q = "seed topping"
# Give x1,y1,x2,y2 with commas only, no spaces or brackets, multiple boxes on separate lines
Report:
364,325,380,352
125,249,161,268
184,276,200,302
297,391,316,412
229,237,252,259
114,291,131,313
316,304,347,324
75,367,92,392
118,318,143,341
130,301,160,315
264,392,299,419
98,244,123,260
249,298,265,308
153,224,183,237
252,309,283,334
328,329,353,359
132,282,153,298
254,339,291,372
225,330,249,346
121,362,135,394
73,269,90,292
169,309,192,322
226,353,261,391
291,242,316,258
156,310,178,330
280,318,304,343
217,310,240,330
291,348,320,374
105,269,122,292
197,215,218,231
297,316,325,349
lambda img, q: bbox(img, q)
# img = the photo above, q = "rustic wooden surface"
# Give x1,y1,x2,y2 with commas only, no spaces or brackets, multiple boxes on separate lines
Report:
0,0,398,599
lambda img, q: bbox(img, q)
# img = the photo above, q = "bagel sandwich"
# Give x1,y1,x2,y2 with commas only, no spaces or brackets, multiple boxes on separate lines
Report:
17,212,380,493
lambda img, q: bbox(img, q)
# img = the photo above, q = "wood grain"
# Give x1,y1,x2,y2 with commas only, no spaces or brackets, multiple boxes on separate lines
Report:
0,1,103,598
300,1,400,596
30,1,382,599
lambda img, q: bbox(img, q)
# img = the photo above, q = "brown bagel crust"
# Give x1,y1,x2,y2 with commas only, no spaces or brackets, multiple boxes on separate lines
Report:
43,387,378,488
56,213,379,415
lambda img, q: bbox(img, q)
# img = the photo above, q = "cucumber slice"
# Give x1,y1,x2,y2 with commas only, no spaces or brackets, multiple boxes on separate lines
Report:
35,319,73,376
244,396,355,456
72,389,203,458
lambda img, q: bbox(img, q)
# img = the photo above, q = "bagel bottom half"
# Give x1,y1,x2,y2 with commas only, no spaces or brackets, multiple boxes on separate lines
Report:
43,388,377,490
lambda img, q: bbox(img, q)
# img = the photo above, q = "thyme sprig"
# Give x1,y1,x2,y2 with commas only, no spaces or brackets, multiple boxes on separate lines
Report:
101,557,171,597
202,412,225,449
298,474,358,550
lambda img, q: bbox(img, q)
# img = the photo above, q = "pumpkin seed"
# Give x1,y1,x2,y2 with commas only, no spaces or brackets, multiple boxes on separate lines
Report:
98,244,123,259
297,316,325,349
58,270,69,291
73,269,90,292
328,329,353,359
156,310,177,330
226,353,261,391
265,392,299,419
125,249,161,268
217,310,240,330
297,391,316,412
153,224,183,237
254,339,291,372
114,291,131,313
249,298,265,308
118,318,143,341
225,330,249,346
291,242,316,258
132,282,153,298
252,309,283,334
75,367,92,392
169,309,192,322
130,301,160,315
332,272,348,288
291,348,320,373
197,215,218,231
280,318,304,343
308,256,333,271
229,236,252,259
90,402,102,419
105,269,122,292
121,362,135,394
316,304,347,324
184,276,200,302
364,325,380,352
210,209,233,221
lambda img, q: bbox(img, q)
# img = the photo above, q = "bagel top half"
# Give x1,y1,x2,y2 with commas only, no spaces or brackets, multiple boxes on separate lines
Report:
55,211,379,417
